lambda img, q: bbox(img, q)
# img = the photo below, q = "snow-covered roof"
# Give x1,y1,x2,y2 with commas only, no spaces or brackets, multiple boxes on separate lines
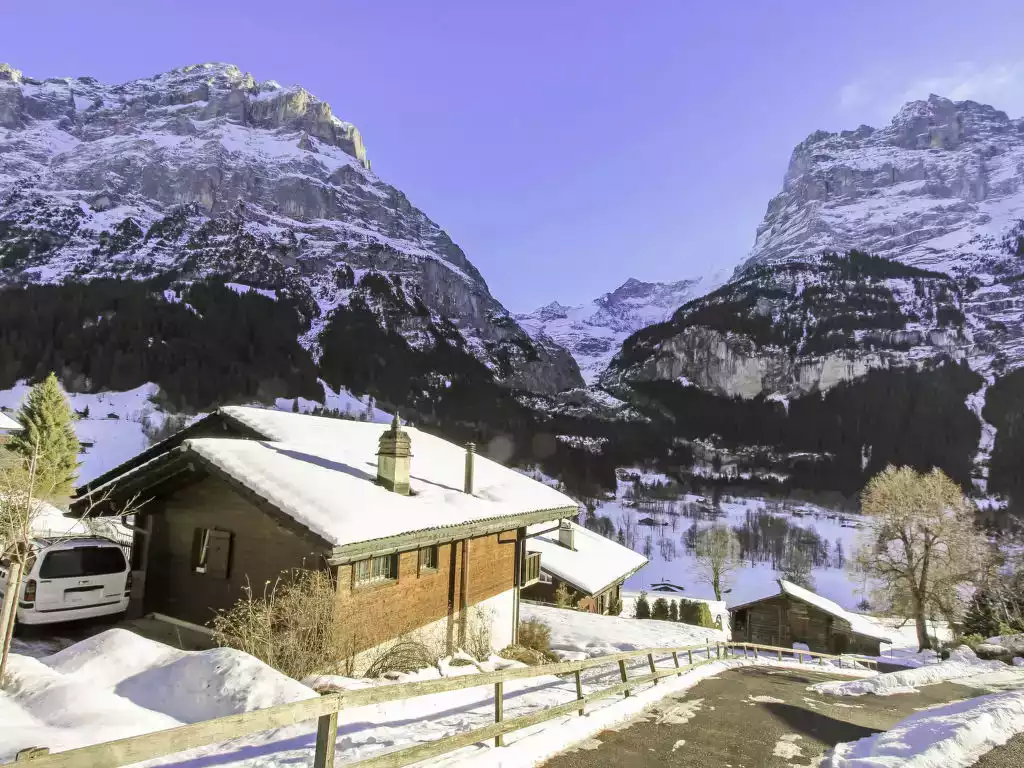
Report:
731,579,892,643
174,407,577,548
0,411,21,430
525,520,647,596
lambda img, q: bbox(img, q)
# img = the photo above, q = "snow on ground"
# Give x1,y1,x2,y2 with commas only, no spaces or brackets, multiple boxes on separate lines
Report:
826,690,1024,768
811,647,1024,697
521,603,724,660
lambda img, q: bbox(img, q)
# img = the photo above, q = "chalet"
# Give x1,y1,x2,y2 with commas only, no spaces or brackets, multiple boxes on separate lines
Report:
729,579,891,655
72,407,578,663
521,520,647,614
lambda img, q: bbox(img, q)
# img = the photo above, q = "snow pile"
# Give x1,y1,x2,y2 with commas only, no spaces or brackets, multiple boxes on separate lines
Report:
522,602,723,660
826,690,1024,768
811,646,1018,696
0,629,315,761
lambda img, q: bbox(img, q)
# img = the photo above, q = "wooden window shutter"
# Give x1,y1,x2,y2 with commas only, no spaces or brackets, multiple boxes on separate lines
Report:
206,530,233,579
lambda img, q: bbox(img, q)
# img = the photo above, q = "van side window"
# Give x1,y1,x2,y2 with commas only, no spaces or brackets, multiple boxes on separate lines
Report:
191,528,232,579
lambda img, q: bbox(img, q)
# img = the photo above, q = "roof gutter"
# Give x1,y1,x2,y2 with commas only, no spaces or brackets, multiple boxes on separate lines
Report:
327,505,578,565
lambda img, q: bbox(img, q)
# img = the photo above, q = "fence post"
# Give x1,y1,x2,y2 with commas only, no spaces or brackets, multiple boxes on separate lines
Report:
754,646,759,660
717,642,722,660
673,651,681,675
777,648,782,661
494,682,504,747
648,653,658,684
313,709,338,768
574,670,584,716
706,639,711,659
819,655,824,666
688,648,694,666
618,659,631,697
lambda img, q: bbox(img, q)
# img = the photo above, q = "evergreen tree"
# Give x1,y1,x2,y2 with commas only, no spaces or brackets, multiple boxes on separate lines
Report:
652,597,669,620
696,602,715,628
668,599,679,622
634,591,651,620
7,373,81,498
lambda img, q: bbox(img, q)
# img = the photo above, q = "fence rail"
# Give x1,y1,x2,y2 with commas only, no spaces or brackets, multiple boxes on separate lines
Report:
7,640,877,768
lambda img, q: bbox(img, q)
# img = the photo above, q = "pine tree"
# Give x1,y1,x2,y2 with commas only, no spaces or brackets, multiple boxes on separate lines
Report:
652,597,669,620
7,373,81,499
668,600,679,622
634,591,651,620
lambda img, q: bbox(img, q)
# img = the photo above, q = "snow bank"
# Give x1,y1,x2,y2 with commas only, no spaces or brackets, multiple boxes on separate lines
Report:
826,690,1024,768
811,646,1017,696
0,629,315,761
522,603,723,659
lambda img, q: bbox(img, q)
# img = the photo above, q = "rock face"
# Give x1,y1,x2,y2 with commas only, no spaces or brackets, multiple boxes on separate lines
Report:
517,275,720,384
742,93,1024,373
0,62,581,395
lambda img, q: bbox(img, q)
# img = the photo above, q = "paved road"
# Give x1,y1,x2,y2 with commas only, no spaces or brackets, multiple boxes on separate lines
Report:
542,666,992,768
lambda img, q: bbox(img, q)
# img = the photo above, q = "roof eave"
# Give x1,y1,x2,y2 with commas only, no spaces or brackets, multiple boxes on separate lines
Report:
550,557,649,597
327,505,577,565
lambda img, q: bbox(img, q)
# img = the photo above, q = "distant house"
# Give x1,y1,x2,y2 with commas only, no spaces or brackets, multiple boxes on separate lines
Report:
73,407,578,663
729,579,891,655
521,520,647,614
0,411,20,445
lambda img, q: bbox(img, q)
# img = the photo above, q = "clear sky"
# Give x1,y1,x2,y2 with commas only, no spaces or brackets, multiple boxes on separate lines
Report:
7,1,1024,311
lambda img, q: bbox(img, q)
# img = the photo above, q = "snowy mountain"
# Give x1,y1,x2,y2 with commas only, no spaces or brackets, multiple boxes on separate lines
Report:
516,275,722,384
0,61,581,409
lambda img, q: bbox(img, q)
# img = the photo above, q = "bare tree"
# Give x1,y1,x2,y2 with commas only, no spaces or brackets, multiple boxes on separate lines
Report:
855,466,992,651
692,524,743,600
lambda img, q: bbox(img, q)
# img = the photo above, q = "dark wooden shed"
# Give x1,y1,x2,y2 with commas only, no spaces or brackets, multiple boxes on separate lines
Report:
729,579,890,656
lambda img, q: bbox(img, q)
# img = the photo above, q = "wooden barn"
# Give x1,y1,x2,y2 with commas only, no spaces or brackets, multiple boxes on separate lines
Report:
729,579,891,656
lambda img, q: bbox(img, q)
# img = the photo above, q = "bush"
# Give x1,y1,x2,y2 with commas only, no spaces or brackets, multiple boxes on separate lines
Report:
212,568,346,680
696,603,716,629
554,582,578,609
668,600,679,622
961,633,986,651
363,639,435,678
608,597,623,616
635,591,651,620
518,618,553,654
652,597,670,620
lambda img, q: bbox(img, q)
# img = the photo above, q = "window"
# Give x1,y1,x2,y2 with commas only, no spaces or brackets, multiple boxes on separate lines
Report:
354,554,398,585
419,545,439,572
191,528,232,579
39,547,126,579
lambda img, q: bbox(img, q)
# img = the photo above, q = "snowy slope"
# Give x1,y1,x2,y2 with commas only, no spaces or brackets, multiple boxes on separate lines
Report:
517,275,724,384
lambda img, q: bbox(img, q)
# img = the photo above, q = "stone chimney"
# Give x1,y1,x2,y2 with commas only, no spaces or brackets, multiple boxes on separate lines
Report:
558,519,574,550
464,442,475,495
377,412,412,495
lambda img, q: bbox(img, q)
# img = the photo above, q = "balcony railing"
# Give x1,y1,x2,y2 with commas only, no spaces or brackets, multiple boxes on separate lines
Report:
522,551,541,586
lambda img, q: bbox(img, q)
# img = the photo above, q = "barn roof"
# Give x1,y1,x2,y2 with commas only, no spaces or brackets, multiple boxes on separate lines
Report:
729,579,892,643
0,411,20,430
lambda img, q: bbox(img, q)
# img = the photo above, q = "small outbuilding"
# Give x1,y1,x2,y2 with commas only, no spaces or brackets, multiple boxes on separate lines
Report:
729,579,891,656
521,520,647,614
0,411,20,445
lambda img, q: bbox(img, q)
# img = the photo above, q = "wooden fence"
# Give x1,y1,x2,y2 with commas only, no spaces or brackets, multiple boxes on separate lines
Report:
8,640,877,768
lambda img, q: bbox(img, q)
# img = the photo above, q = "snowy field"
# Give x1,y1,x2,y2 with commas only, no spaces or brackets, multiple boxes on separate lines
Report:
590,483,871,610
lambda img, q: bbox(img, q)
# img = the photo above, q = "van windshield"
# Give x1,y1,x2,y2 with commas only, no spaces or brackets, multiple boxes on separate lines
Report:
39,547,127,579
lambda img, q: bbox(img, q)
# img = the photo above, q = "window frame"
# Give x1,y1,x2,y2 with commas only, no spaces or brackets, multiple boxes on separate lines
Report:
191,527,233,579
354,553,399,587
418,545,439,574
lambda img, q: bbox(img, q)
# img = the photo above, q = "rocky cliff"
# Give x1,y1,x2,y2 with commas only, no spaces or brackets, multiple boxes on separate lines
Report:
0,62,581,399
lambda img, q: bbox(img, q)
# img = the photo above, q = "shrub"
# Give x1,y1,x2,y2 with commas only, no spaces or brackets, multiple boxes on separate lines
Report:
635,591,651,619
668,600,679,622
696,603,716,628
554,582,578,609
212,568,346,680
652,597,670,620
608,597,623,616
463,606,494,661
363,639,435,678
961,633,986,651
678,599,700,624
518,618,553,655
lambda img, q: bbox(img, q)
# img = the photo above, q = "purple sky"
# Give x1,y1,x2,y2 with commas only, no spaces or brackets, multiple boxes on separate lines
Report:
7,1,1024,311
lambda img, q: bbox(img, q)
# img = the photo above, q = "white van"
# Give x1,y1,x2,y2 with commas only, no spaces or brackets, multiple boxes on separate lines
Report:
0,537,131,625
